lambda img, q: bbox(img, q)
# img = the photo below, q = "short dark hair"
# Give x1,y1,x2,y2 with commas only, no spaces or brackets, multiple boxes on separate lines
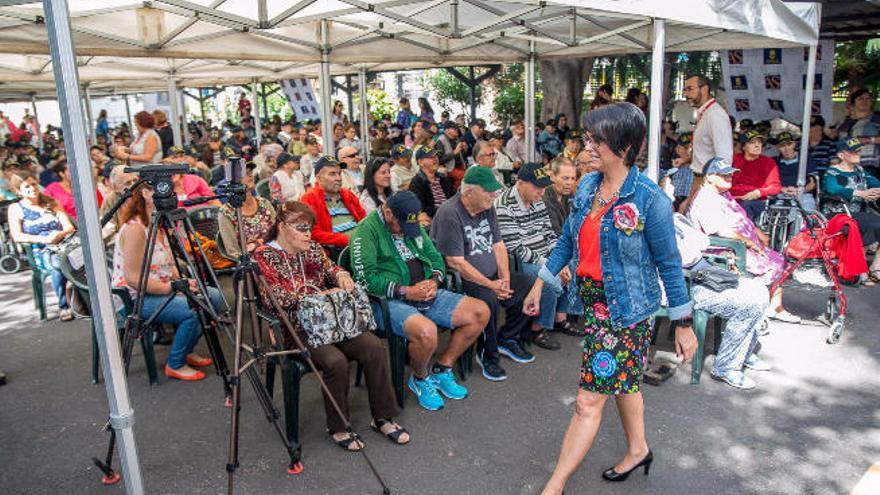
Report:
849,88,873,104
582,102,646,166
685,74,711,89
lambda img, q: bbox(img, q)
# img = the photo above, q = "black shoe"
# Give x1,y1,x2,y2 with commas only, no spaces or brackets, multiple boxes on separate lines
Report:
498,340,535,363
553,320,581,337
477,357,508,382
531,330,561,350
602,450,653,481
0,369,6,386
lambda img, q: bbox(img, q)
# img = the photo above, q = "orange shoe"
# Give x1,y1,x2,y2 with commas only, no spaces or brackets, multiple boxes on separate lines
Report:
165,364,206,381
186,354,213,367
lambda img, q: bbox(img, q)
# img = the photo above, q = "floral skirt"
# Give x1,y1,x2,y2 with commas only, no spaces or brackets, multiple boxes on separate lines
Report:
578,278,653,395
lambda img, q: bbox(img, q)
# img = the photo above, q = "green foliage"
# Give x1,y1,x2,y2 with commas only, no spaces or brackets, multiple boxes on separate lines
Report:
491,63,541,126
363,86,396,121
426,68,482,115
835,40,880,96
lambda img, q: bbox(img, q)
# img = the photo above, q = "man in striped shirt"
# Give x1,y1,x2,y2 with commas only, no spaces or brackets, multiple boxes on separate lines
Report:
494,162,576,351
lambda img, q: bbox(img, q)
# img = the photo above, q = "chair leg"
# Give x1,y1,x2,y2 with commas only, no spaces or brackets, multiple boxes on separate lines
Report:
279,358,303,466
265,357,277,400
91,321,100,384
141,327,159,385
691,310,709,384
389,335,406,409
354,363,364,387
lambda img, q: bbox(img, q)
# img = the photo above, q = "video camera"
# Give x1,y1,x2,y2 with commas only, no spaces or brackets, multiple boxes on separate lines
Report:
124,163,190,211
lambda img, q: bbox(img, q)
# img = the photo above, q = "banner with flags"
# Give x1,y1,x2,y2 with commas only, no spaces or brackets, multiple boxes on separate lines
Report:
280,78,322,123
720,40,834,125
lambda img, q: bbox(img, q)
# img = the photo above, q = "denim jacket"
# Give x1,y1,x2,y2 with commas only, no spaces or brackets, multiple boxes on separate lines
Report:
540,165,692,328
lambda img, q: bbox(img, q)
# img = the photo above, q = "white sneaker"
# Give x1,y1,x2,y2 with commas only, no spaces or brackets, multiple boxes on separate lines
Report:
710,370,756,390
768,309,801,323
744,355,772,372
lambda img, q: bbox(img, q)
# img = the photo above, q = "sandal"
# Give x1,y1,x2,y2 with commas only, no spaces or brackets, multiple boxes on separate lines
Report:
553,320,581,337
59,309,74,322
371,419,410,445
868,270,880,285
329,431,364,452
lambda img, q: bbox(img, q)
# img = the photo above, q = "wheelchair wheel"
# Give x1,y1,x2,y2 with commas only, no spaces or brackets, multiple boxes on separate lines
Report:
0,254,20,274
826,319,844,344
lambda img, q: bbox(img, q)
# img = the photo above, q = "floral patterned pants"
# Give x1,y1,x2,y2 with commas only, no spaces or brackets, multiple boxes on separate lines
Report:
578,278,653,395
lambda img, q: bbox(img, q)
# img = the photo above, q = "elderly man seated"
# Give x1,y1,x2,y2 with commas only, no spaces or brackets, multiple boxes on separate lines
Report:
299,156,366,249
349,191,488,411
495,162,577,350
430,167,536,382
337,145,364,192
672,213,771,390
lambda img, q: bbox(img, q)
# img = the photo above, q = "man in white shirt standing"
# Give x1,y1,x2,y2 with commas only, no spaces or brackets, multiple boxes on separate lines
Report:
679,75,733,214
505,120,528,164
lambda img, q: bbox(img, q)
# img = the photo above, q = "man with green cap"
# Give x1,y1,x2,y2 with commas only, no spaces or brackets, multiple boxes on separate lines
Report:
430,166,537,382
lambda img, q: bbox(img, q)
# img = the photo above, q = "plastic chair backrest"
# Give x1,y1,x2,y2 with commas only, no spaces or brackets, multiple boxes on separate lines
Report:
188,206,220,240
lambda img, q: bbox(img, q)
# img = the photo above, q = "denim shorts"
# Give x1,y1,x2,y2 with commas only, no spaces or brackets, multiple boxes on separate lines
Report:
372,288,464,339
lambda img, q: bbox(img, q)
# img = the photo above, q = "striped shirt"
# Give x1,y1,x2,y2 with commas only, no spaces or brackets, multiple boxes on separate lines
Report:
326,196,358,234
493,184,557,265
670,165,695,197
429,176,447,209
808,136,835,172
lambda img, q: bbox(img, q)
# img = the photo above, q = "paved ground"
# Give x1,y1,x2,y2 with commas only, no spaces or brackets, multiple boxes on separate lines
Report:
0,269,878,495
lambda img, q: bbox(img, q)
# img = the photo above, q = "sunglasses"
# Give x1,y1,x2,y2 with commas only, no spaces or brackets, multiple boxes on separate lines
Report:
284,222,312,233
342,153,361,159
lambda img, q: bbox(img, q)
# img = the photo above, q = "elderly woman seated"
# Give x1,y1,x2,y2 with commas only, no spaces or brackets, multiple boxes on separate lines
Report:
7,171,76,321
252,201,409,451
689,158,800,324
822,138,880,283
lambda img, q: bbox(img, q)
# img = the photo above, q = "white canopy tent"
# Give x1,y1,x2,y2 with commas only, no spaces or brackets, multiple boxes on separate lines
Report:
10,1,820,493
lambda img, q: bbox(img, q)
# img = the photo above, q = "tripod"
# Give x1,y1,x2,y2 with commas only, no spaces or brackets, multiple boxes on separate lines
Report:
93,186,235,484
222,181,390,494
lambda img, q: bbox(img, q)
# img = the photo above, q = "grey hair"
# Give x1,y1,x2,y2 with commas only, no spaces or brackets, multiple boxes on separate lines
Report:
549,156,575,174
460,182,477,195
472,140,492,160
109,165,133,189
261,143,284,160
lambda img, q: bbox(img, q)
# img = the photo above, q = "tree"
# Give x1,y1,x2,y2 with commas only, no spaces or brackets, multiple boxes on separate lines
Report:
539,57,594,127
834,40,880,96
361,86,396,121
491,63,541,126
425,68,482,117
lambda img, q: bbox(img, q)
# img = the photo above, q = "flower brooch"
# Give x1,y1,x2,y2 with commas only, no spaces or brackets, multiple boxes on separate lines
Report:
612,203,644,235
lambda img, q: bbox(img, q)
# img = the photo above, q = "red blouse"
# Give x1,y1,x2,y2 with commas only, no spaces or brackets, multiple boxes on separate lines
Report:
576,202,613,281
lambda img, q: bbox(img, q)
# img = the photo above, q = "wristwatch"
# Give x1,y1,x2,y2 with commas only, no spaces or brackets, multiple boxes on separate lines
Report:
672,316,693,329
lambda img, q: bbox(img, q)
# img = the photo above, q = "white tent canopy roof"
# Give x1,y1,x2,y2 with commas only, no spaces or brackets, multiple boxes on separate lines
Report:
0,0,819,99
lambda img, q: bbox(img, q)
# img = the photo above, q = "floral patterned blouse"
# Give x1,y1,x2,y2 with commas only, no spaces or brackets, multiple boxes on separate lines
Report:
252,240,343,329
218,197,276,258
111,220,176,309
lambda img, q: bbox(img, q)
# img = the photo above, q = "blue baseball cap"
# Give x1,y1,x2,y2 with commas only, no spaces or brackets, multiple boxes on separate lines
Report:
703,157,738,176
838,137,865,154
313,155,340,176
390,144,412,159
517,162,552,188
386,191,423,238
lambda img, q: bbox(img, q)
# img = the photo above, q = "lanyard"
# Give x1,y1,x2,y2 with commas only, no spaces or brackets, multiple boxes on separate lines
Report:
694,99,716,130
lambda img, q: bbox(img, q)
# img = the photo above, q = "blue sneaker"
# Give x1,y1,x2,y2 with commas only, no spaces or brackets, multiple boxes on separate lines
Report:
498,340,535,364
431,369,468,400
408,375,444,411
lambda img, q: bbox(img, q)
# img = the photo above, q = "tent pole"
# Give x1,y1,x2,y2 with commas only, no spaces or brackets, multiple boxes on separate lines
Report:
319,19,335,158
167,76,182,147
346,74,354,123
358,68,370,161
198,89,207,123
123,93,132,130
799,42,818,196
43,0,145,493
525,40,536,162
468,66,476,122
261,83,269,121
30,94,42,151
646,18,665,183
83,85,95,145
251,78,262,148
179,88,190,144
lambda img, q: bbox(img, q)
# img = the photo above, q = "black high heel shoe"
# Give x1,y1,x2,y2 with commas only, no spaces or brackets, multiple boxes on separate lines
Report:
601,450,653,481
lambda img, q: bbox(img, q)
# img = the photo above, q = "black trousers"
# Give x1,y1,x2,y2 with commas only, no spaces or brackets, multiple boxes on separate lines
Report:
740,200,766,222
462,271,535,364
852,211,880,246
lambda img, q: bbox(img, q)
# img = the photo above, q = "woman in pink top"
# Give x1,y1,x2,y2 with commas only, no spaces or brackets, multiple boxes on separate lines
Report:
43,160,103,220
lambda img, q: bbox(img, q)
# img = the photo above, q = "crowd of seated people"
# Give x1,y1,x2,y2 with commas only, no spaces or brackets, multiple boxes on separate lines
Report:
3,84,879,454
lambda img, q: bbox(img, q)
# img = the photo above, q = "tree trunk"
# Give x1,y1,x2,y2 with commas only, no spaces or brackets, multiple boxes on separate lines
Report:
539,57,594,128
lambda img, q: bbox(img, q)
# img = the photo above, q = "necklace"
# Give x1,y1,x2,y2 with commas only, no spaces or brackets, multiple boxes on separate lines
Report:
595,182,621,208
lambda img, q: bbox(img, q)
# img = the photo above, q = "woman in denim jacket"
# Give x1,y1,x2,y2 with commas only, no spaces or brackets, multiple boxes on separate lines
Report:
524,103,697,494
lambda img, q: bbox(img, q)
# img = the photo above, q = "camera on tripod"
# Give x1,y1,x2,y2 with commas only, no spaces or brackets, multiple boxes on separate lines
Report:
124,163,190,211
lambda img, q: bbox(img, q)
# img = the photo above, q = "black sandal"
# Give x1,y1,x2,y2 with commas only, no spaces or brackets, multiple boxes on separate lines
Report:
553,320,581,337
328,430,364,451
371,419,410,445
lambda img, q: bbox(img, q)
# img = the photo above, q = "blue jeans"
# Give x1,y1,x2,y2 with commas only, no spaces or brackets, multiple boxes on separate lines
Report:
37,249,68,310
372,288,464,339
521,262,573,329
139,286,222,369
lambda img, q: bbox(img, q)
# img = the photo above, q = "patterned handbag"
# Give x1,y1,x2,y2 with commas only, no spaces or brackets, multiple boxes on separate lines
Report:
291,254,376,348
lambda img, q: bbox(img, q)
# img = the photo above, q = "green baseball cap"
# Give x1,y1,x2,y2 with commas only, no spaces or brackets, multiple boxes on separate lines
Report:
463,166,503,192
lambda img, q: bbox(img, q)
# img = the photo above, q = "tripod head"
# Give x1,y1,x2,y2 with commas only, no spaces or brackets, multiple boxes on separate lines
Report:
223,156,249,208
125,163,191,212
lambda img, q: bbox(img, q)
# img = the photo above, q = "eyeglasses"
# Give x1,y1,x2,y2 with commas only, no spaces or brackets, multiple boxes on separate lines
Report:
342,153,361,159
480,152,497,158
284,222,312,233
